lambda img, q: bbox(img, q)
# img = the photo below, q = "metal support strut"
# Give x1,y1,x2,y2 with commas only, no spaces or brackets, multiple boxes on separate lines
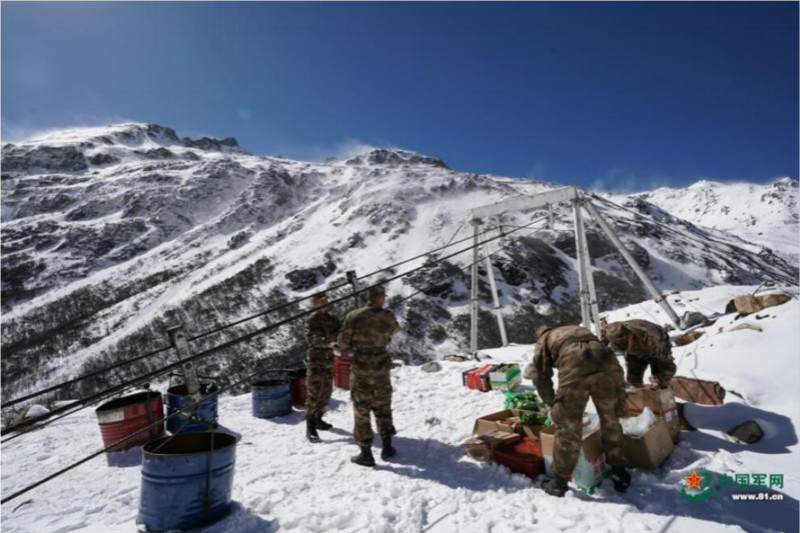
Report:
572,200,592,330
168,325,202,403
485,222,508,346
346,270,361,307
470,219,481,356
582,199,684,329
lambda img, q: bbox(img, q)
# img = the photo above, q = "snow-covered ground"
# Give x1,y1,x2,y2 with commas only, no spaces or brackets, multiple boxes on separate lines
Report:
2,285,799,533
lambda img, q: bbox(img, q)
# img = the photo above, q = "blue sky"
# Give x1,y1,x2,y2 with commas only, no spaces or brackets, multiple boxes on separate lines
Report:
2,2,798,190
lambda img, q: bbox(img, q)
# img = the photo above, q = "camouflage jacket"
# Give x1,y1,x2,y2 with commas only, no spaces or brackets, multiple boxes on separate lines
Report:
338,305,399,353
602,319,671,361
304,311,341,348
530,324,623,405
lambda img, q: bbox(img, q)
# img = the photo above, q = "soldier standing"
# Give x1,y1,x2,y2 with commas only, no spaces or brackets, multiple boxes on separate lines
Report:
338,285,400,467
304,291,341,443
526,324,631,497
601,319,677,388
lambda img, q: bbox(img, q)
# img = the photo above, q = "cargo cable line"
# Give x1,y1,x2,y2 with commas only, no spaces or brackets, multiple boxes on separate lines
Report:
0,347,306,506
2,221,504,411
1,218,539,440
1,216,549,504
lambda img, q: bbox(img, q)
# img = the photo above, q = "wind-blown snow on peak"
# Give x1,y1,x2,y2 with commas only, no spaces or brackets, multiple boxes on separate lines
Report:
345,148,449,169
1,123,246,175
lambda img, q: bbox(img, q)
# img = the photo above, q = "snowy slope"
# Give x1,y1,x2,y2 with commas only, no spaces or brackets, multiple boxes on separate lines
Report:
620,178,799,260
2,123,798,410
2,285,798,533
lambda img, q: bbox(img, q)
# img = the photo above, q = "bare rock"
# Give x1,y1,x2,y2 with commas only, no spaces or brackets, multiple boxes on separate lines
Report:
421,361,442,373
674,330,704,346
727,420,764,445
728,322,763,333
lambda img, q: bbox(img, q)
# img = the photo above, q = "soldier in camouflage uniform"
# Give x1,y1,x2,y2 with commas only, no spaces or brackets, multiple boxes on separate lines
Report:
338,284,400,467
304,291,341,443
526,324,631,497
601,319,676,388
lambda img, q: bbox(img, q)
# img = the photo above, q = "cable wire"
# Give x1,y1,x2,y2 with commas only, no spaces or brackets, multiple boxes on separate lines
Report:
2,222,502,410
2,218,538,438
1,350,305,505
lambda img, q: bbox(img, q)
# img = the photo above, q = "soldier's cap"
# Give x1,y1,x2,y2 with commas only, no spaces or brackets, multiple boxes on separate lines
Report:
368,285,386,298
535,325,552,339
312,291,328,302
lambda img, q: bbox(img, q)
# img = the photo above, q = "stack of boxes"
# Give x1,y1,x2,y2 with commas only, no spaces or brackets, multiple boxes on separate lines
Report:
462,364,521,393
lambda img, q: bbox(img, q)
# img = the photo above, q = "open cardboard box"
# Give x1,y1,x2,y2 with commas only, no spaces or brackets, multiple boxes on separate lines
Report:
620,418,674,470
473,409,545,440
540,425,609,492
464,430,522,462
625,385,680,444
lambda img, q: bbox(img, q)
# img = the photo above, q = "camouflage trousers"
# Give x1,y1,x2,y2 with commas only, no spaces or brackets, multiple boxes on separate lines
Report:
305,348,334,419
550,371,627,478
350,352,396,447
626,353,677,388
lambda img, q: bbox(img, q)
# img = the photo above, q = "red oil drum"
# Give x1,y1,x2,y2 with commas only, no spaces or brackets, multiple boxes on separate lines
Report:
96,391,165,452
334,354,353,390
288,368,308,408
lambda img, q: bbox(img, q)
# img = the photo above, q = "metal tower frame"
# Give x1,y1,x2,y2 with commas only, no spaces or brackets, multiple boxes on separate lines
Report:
468,186,683,355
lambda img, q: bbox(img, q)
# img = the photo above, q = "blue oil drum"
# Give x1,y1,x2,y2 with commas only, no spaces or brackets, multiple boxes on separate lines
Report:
137,432,237,532
166,383,219,434
252,380,292,418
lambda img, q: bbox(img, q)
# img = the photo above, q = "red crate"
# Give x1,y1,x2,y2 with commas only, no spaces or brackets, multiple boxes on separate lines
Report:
495,436,545,480
334,354,352,390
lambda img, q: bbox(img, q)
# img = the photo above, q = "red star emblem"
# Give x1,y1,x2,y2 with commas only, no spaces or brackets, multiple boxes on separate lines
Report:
685,470,704,490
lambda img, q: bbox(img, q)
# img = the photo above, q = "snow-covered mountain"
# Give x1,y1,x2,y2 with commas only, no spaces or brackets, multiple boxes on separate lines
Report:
620,178,799,260
2,123,797,407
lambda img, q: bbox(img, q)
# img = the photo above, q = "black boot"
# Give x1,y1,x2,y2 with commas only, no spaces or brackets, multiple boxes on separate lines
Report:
351,446,376,467
542,474,569,497
611,465,631,493
381,435,397,460
306,418,321,443
315,413,333,431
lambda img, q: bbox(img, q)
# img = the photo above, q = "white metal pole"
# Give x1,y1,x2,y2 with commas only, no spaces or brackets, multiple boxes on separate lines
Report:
168,326,202,403
485,252,508,347
572,201,591,328
577,200,602,334
470,218,481,355
582,199,684,329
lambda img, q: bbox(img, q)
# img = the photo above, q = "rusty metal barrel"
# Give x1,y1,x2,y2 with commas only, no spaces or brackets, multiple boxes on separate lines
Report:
288,368,308,409
165,383,219,434
137,432,236,532
95,391,165,452
251,380,292,418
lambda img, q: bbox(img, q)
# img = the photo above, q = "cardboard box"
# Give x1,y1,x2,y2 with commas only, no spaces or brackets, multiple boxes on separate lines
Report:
464,430,522,462
489,364,522,391
462,367,480,387
658,376,725,406
464,364,497,392
620,418,674,470
540,425,610,492
473,409,544,440
625,386,680,444
495,436,545,479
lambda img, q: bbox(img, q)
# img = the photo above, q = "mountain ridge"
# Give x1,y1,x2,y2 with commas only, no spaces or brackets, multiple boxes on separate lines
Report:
2,123,797,404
